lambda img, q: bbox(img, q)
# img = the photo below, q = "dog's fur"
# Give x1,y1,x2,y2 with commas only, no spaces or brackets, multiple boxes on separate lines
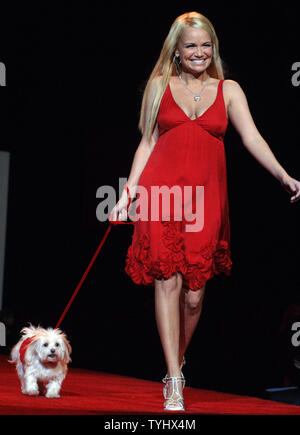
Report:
10,325,72,398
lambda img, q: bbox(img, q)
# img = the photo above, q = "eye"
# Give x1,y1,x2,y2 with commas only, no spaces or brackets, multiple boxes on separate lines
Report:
55,342,60,347
43,343,49,347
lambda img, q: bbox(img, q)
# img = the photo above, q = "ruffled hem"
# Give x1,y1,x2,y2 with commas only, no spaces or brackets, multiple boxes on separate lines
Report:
125,221,232,291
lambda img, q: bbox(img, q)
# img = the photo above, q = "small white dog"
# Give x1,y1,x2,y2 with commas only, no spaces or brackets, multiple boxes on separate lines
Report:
10,325,72,398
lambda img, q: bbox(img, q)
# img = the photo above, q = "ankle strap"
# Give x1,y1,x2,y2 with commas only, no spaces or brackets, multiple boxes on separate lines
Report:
162,373,185,383
163,375,185,387
164,376,185,380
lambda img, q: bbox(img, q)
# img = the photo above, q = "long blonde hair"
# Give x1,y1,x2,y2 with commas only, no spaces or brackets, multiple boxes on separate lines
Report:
139,11,225,142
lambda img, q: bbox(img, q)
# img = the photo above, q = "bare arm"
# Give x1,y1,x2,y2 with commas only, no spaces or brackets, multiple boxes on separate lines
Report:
125,123,159,197
226,80,300,203
110,78,160,221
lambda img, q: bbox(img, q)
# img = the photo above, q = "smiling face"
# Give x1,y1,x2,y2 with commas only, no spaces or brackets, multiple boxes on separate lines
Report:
175,27,213,75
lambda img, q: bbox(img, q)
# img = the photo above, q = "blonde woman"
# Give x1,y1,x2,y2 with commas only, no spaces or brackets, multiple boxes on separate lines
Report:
110,11,300,411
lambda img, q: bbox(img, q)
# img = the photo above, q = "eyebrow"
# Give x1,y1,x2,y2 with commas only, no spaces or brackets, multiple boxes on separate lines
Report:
184,41,212,45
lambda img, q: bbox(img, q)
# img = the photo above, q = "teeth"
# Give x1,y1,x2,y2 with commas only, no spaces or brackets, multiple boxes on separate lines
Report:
191,60,205,63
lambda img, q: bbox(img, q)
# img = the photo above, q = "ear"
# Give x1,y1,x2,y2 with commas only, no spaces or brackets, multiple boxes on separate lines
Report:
20,325,36,338
63,339,72,364
24,338,38,365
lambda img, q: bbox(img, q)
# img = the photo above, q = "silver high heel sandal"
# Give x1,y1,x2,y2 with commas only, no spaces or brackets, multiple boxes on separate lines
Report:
163,375,186,411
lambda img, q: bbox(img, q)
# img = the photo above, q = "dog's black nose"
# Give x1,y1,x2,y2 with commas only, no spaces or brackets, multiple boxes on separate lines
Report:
50,348,56,353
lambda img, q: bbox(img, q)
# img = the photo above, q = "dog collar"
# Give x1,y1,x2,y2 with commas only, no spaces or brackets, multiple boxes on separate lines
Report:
19,337,34,363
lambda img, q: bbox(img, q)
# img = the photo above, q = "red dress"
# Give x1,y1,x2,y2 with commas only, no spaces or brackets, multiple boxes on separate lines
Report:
125,79,232,290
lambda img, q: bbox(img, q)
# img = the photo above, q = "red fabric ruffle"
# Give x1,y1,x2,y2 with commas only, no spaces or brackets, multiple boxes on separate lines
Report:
125,221,232,291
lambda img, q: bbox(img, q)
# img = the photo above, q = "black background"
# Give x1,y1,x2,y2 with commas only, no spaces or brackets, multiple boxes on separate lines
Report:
0,2,299,398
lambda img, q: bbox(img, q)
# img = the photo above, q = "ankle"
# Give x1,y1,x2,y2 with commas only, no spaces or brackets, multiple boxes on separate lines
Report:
168,372,182,379
178,351,185,363
167,366,182,378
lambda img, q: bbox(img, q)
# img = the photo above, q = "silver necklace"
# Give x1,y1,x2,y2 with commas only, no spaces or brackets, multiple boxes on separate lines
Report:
178,74,210,102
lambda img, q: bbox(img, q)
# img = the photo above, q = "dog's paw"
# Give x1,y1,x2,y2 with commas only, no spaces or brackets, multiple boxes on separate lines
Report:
45,391,60,399
26,388,40,396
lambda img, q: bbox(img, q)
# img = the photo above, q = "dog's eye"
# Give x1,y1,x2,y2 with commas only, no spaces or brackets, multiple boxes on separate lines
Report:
43,343,49,347
55,342,60,347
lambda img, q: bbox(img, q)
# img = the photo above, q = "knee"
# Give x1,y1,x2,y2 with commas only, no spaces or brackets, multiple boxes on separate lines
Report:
184,286,205,313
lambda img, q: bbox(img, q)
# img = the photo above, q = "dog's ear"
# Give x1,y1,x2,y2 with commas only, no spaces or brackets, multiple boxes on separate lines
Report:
55,329,72,364
62,338,72,364
24,337,39,365
20,325,36,338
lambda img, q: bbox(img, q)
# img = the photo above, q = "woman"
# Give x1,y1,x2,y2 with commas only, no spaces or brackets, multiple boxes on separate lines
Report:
110,11,300,411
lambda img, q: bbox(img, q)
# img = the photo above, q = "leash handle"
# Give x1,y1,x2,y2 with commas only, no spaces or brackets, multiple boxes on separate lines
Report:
109,184,135,226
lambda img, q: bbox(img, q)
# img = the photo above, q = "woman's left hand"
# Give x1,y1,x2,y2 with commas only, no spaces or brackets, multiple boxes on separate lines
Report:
280,174,300,203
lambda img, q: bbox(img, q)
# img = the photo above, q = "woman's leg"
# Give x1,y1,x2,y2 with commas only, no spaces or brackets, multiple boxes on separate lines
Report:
154,272,183,378
179,284,206,364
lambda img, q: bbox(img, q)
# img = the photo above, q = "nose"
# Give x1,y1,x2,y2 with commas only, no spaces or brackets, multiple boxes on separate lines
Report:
194,47,204,57
50,348,56,353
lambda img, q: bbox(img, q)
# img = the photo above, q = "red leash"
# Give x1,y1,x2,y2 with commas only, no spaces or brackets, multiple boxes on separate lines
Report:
55,186,134,329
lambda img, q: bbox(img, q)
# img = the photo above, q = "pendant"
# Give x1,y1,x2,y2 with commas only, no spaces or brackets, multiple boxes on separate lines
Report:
194,95,201,102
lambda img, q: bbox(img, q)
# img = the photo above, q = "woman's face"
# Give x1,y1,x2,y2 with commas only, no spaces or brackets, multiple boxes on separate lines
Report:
175,27,213,75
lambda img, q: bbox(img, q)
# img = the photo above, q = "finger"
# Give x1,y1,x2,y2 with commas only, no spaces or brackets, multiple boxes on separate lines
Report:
290,190,299,201
283,184,293,195
287,184,296,194
291,193,300,202
121,208,127,221
111,208,117,221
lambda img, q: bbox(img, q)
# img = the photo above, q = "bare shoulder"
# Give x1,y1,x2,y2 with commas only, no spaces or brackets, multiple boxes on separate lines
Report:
221,79,260,143
223,79,243,90
222,79,247,104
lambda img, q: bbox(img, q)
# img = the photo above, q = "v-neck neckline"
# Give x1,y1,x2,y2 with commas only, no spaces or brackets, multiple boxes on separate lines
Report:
168,79,221,121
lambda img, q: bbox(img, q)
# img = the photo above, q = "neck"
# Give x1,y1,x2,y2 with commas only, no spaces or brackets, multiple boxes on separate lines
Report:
179,70,210,85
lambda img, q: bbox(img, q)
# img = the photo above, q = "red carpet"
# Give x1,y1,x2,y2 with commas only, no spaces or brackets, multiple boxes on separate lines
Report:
0,355,299,415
